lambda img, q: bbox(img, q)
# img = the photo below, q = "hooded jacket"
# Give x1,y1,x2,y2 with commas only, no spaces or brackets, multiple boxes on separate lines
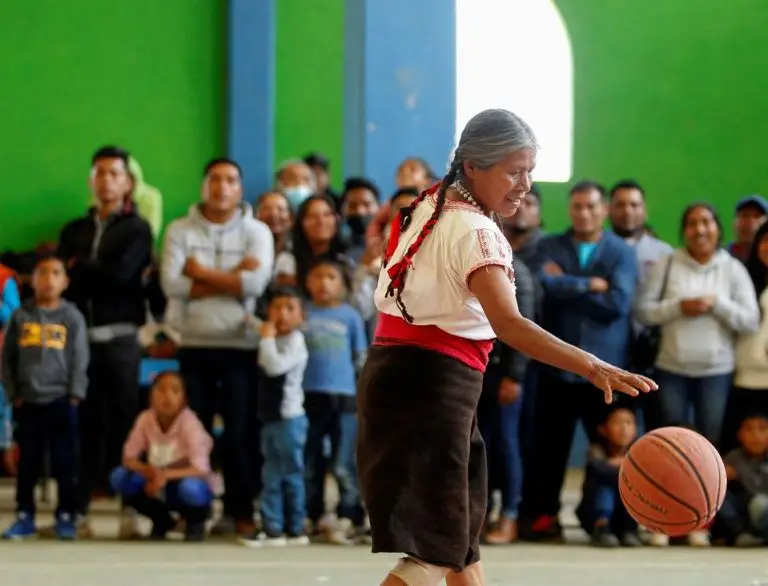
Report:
637,248,759,376
735,287,768,389
128,156,163,242
161,203,273,349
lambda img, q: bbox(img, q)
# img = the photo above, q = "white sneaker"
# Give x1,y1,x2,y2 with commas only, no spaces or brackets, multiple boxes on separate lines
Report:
286,534,310,546
240,531,287,548
735,532,764,547
118,508,142,540
647,533,669,547
327,518,354,545
686,530,710,547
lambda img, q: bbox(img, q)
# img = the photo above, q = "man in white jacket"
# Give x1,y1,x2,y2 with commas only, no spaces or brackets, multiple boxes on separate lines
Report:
161,158,274,536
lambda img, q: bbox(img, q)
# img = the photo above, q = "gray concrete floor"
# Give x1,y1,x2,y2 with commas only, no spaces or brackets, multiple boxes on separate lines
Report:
0,541,765,586
0,475,765,586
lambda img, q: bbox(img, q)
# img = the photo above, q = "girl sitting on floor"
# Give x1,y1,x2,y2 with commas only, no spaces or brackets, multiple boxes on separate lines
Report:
110,371,214,541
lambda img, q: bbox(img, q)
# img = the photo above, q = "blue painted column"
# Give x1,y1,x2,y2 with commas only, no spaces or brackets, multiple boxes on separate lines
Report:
344,0,457,197
227,0,276,199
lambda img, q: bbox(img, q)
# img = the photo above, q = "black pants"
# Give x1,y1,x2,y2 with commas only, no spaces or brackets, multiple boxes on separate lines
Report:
179,348,260,521
304,392,363,526
520,372,620,519
17,399,78,517
78,336,141,514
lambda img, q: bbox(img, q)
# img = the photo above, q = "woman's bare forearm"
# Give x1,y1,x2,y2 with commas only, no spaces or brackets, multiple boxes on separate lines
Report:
496,315,598,379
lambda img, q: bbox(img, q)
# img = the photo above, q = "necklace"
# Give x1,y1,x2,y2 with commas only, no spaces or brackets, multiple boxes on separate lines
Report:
452,181,487,214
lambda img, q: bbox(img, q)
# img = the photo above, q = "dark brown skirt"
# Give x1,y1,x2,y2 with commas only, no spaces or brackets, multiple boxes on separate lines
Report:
356,345,487,572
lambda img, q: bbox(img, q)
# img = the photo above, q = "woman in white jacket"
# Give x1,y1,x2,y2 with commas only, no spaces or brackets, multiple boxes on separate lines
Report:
637,203,760,546
723,222,768,449
638,203,759,439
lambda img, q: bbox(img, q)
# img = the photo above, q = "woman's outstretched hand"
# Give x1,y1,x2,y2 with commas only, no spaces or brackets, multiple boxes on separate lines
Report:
588,361,658,404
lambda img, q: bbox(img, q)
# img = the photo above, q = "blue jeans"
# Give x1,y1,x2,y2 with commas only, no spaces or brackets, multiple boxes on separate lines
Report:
655,369,732,445
304,392,363,525
577,483,636,534
478,373,523,519
261,416,308,536
110,467,213,523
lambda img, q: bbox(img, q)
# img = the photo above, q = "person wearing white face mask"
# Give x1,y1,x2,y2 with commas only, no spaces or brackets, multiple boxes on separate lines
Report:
275,159,317,211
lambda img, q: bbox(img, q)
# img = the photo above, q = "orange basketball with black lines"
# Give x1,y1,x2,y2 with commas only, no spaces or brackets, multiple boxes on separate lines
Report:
618,426,726,536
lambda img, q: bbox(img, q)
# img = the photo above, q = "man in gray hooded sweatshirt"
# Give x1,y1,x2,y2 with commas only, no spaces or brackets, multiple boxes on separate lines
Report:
162,158,273,535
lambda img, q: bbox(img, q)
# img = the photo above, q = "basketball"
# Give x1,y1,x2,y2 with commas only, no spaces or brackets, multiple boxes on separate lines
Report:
618,427,726,536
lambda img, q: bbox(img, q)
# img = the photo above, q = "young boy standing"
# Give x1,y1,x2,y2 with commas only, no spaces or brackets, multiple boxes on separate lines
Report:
1,254,89,540
242,287,309,546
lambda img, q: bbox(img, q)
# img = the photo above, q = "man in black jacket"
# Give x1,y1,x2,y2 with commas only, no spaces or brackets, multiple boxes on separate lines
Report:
477,256,536,545
57,146,152,535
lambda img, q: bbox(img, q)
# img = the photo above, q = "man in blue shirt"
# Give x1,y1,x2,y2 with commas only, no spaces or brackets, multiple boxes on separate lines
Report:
519,180,638,542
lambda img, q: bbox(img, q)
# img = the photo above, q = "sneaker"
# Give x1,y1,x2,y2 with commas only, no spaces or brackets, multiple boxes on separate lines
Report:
76,516,95,540
351,525,373,546
734,532,764,548
184,521,206,542
149,517,175,541
209,515,236,537
118,508,142,540
286,533,310,546
620,531,643,547
240,531,286,548
591,523,620,548
327,517,354,545
485,517,518,545
519,515,564,542
647,533,669,547
686,530,710,547
2,513,37,540
54,513,77,541
235,519,256,537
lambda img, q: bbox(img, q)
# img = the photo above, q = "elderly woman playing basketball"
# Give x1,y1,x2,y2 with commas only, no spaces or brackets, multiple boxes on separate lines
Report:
356,109,656,586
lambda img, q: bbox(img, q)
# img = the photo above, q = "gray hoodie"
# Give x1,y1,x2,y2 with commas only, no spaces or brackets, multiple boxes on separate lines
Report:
2,300,89,404
161,203,274,349
636,248,759,376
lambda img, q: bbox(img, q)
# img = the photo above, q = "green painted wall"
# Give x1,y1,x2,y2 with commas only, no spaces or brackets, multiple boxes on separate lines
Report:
542,0,768,243
274,0,345,190
0,0,226,251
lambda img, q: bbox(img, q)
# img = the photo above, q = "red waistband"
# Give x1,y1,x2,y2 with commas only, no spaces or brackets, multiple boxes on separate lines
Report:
373,313,493,373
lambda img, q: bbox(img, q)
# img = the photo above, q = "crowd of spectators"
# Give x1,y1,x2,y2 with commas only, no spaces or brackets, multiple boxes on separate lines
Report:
0,145,767,549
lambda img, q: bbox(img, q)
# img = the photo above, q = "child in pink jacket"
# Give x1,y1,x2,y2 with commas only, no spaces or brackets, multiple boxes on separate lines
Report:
110,371,213,541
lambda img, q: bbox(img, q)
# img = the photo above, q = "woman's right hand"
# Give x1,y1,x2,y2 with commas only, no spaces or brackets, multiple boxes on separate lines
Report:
587,360,657,404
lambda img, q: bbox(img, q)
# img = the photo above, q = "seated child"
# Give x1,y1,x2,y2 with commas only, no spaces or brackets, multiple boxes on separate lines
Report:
718,412,768,547
1,254,87,540
241,287,309,547
110,371,214,541
576,407,642,547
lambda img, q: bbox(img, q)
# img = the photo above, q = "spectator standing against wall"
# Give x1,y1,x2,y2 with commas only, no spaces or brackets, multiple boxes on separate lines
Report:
57,146,153,537
0,262,21,466
728,195,768,263
161,158,273,537
637,203,759,546
479,256,535,545
519,180,637,542
724,222,768,451
1,255,88,540
608,179,673,431
500,185,545,469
